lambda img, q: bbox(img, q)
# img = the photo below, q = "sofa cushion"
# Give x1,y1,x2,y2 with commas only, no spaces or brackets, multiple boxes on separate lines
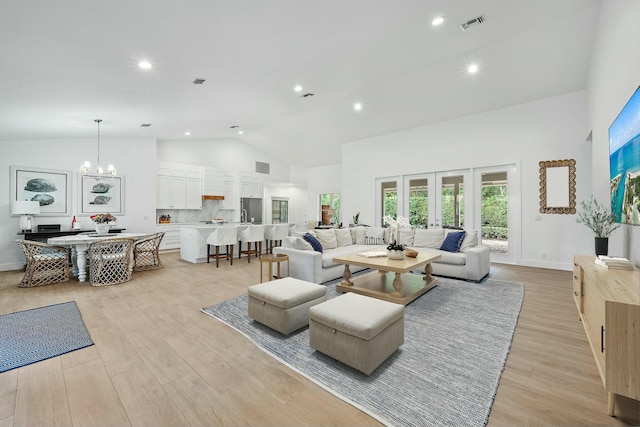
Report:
399,228,414,246
460,230,478,253
283,236,313,251
335,228,353,247
433,249,467,265
440,231,466,252
304,233,323,253
413,229,444,248
314,229,338,250
320,245,369,268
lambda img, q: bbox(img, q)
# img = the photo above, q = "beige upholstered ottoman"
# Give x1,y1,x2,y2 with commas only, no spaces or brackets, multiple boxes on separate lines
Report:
248,277,327,335
309,293,404,375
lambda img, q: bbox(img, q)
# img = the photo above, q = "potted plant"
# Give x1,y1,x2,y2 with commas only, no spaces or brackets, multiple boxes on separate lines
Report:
386,241,406,260
90,212,117,234
352,212,360,225
576,196,620,256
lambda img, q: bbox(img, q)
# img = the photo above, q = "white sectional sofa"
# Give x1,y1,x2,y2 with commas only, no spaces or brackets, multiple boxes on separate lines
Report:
273,226,491,284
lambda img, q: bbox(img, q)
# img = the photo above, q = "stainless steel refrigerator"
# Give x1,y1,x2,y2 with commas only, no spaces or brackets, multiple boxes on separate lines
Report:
240,198,263,224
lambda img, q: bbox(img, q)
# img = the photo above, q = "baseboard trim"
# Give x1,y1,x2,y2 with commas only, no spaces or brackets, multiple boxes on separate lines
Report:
0,262,25,272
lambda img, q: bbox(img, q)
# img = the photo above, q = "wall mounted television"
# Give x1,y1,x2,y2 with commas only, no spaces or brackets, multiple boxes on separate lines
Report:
609,85,640,225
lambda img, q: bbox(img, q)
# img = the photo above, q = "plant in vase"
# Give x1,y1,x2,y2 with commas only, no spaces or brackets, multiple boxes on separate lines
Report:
383,215,411,244
90,213,117,234
386,241,406,260
575,196,619,256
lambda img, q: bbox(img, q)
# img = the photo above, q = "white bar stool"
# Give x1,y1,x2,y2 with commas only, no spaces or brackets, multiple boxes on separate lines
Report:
264,223,290,253
207,226,238,267
238,225,265,263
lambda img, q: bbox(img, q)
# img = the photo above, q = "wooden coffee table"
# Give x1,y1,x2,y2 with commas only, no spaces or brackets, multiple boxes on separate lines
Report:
333,248,441,305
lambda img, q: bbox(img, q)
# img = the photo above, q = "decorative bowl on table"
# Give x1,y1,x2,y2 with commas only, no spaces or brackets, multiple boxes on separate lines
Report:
405,249,418,258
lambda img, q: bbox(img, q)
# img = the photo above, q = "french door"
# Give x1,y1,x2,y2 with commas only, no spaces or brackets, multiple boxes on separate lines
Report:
401,169,470,229
377,164,518,263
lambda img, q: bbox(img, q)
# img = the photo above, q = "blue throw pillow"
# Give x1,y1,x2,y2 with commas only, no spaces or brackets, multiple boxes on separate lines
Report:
439,230,466,253
303,233,323,253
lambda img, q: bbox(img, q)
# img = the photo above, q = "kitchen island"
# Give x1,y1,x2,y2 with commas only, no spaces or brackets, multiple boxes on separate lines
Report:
180,223,262,263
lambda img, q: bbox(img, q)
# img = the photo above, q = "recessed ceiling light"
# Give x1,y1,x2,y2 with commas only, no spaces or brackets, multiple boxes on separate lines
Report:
238,130,244,135
468,63,479,74
354,102,363,111
431,16,445,26
138,60,153,69
185,131,191,136
294,85,303,92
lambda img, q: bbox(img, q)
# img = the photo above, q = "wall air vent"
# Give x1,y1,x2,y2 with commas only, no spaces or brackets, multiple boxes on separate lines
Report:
140,123,152,127
256,161,270,174
192,78,206,84
460,15,485,31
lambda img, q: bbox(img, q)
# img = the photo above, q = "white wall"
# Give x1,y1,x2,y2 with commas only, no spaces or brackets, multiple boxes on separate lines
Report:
156,138,294,184
1,137,157,270
340,91,592,270
307,164,342,224
587,0,640,266
263,183,309,225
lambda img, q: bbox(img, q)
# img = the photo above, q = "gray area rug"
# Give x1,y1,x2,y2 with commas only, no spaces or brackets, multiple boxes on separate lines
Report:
201,276,524,427
0,301,93,373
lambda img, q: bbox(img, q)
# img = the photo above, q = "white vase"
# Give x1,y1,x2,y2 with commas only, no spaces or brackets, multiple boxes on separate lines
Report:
95,224,110,234
387,249,405,260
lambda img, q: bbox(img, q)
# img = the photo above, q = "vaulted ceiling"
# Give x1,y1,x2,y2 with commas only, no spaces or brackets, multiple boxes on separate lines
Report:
0,0,601,167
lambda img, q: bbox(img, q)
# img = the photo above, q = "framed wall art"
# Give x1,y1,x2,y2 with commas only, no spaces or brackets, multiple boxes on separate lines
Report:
10,166,72,216
80,175,124,215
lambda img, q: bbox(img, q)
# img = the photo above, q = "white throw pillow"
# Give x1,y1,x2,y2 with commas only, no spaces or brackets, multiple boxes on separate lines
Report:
353,226,367,245
459,230,478,253
399,228,415,246
282,236,313,251
413,229,445,248
335,228,353,247
365,227,385,245
314,229,338,250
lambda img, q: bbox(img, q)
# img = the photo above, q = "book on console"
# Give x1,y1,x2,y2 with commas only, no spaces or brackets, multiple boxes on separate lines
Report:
594,257,634,269
358,251,388,258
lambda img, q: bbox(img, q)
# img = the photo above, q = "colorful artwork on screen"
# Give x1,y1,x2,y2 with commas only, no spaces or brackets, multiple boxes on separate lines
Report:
609,85,640,225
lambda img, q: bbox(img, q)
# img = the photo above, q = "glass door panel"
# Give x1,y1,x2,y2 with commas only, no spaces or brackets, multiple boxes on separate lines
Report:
376,177,402,226
440,175,465,229
480,172,508,255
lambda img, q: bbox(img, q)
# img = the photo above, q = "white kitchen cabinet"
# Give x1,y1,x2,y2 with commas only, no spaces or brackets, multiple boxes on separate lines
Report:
203,168,225,196
156,162,202,209
220,175,237,209
239,173,263,198
156,224,182,250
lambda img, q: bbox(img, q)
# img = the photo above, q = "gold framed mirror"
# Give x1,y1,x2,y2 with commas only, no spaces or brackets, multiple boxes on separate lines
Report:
539,159,576,214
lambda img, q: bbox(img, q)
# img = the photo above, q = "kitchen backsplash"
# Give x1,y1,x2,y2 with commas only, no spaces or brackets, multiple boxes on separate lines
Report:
156,200,234,224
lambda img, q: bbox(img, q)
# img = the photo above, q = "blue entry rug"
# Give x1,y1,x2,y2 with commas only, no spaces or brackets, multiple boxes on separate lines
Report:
202,277,524,427
0,301,94,373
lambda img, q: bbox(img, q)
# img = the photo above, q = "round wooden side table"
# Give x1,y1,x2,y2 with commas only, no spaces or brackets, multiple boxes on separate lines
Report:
259,253,290,283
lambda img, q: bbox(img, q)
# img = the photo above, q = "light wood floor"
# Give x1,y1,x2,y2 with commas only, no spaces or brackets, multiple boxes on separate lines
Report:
0,253,639,427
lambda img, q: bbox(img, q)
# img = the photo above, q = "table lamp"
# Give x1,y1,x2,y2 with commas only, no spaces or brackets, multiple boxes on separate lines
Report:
13,200,41,232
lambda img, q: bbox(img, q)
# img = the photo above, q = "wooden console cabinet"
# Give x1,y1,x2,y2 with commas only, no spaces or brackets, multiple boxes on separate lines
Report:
573,255,640,416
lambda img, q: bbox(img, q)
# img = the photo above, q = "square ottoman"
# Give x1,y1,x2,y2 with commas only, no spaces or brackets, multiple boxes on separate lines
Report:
309,293,404,375
248,277,327,335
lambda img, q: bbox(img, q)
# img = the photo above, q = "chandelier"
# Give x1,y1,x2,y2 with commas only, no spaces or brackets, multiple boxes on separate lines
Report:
80,119,116,177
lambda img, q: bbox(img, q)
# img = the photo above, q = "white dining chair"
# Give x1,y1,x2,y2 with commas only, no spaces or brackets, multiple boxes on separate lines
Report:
207,226,238,267
238,225,265,263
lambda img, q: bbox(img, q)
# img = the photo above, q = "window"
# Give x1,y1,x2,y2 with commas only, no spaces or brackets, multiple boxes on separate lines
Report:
441,175,464,228
271,199,288,223
320,193,340,225
481,172,508,254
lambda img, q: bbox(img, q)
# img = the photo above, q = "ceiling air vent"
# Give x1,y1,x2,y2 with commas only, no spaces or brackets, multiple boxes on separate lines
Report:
301,93,315,98
460,15,485,31
255,161,270,175
140,123,152,127
192,78,206,84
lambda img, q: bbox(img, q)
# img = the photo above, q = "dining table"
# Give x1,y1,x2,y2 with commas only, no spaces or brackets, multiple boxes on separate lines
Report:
47,232,148,282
